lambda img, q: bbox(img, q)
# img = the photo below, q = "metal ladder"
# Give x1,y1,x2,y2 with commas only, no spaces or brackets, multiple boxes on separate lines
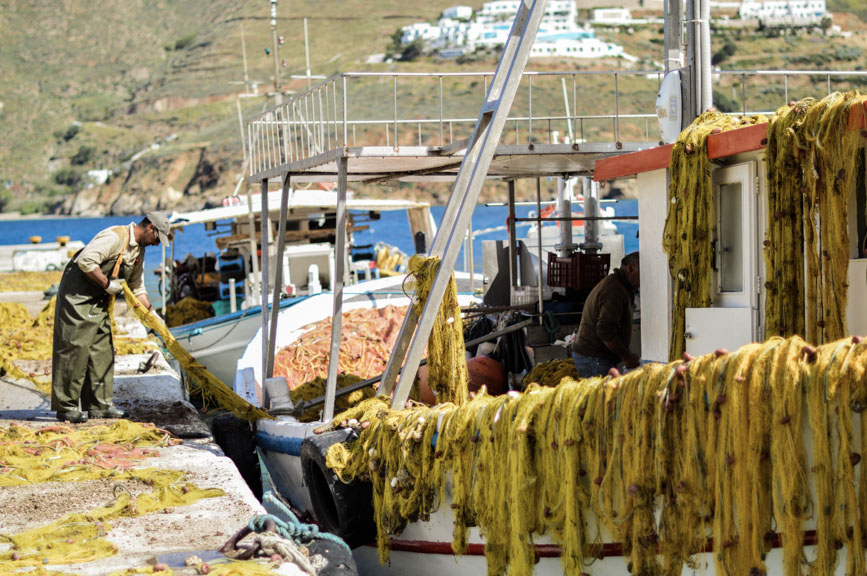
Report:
377,0,550,408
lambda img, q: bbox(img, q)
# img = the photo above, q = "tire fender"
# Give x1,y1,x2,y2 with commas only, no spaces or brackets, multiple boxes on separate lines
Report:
300,429,374,549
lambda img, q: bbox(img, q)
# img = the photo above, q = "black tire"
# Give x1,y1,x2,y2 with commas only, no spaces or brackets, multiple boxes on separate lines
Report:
308,536,359,576
212,414,263,501
300,429,374,549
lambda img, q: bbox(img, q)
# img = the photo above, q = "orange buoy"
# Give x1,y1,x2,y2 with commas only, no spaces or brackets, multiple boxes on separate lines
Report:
56,235,70,246
467,355,508,396
29,236,42,244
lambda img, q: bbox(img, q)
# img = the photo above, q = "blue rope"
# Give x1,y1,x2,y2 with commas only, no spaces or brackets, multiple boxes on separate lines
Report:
248,491,352,554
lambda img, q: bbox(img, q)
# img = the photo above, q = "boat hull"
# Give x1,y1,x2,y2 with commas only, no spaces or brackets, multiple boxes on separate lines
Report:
171,297,308,385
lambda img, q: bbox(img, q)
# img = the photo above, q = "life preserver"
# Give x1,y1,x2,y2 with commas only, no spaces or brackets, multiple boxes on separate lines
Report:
300,429,374,549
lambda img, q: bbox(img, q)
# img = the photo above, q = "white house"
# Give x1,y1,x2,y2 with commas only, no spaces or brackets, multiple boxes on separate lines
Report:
397,0,631,61
592,8,633,24
739,0,827,24
400,22,441,45
442,6,473,20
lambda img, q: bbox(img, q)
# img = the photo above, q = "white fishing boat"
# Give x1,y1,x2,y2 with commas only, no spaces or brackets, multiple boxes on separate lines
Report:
163,188,434,384
224,0,867,574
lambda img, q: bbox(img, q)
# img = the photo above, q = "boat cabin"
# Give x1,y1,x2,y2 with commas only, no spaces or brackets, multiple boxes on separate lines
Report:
163,188,434,312
595,114,867,362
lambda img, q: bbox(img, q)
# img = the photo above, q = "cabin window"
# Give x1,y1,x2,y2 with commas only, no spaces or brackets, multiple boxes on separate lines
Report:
718,181,744,292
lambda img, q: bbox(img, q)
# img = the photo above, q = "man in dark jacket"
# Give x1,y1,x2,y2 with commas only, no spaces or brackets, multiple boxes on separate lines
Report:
570,251,640,378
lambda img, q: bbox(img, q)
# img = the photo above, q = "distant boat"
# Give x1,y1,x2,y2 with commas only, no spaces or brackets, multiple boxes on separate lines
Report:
165,188,435,384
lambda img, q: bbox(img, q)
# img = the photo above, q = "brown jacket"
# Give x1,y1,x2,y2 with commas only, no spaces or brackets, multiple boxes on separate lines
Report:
570,267,634,363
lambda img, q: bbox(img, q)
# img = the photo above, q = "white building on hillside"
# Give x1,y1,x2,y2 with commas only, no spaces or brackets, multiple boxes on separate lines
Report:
442,5,473,20
592,8,633,24
739,0,827,24
398,1,632,61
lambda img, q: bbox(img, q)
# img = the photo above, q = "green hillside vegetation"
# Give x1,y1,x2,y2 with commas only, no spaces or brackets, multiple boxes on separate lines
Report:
0,0,864,213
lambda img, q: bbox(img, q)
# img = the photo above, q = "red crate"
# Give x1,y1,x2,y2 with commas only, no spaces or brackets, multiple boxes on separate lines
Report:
547,252,610,291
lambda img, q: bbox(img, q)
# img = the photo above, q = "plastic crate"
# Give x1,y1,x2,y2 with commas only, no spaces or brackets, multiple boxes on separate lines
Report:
219,278,245,300
547,252,610,291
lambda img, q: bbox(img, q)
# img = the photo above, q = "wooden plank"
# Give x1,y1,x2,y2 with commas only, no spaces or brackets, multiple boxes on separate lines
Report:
593,144,673,181
707,122,767,159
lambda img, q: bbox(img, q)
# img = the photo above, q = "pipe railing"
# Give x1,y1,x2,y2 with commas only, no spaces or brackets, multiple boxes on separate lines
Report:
247,68,867,178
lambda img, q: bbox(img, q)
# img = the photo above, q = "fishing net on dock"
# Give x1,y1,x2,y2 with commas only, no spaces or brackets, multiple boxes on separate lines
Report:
0,271,62,293
0,298,154,395
0,420,224,573
121,284,272,422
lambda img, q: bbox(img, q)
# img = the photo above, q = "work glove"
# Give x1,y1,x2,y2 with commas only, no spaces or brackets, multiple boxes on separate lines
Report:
106,279,123,296
148,309,166,330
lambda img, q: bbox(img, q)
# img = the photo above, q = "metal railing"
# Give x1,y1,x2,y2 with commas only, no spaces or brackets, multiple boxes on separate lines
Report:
247,68,867,178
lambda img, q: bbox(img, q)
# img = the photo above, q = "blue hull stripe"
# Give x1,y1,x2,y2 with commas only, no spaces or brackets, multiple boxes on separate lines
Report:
256,429,305,456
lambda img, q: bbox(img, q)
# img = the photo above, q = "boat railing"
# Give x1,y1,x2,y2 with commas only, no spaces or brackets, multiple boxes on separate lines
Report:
246,68,867,178
246,69,666,176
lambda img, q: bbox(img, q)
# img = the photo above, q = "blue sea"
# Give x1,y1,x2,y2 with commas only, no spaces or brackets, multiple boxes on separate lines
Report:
0,200,638,302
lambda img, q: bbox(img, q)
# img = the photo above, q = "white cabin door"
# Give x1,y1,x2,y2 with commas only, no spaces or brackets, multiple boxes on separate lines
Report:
685,162,760,356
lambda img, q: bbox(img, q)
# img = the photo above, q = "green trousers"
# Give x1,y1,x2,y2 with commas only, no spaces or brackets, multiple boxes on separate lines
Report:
51,254,130,415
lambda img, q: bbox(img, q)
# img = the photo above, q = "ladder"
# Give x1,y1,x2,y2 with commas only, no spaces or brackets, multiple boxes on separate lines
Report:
377,0,550,407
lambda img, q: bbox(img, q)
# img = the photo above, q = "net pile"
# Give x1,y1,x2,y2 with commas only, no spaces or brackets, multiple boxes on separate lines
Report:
273,305,407,389
289,374,374,422
121,284,272,422
521,358,579,389
326,335,867,576
0,271,62,293
0,421,224,573
165,296,214,328
0,298,156,395
764,91,867,345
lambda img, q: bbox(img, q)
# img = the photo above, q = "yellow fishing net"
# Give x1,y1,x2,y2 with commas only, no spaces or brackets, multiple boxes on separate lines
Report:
326,335,867,576
764,91,867,344
665,91,866,359
121,283,272,422
662,110,768,360
0,297,156,395
0,271,62,292
165,297,214,328
375,244,407,277
0,421,224,573
521,358,579,388
404,255,468,405
289,374,374,422
0,421,285,575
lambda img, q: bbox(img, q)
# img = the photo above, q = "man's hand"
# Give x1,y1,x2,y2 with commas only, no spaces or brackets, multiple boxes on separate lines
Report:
106,280,123,296
623,352,640,369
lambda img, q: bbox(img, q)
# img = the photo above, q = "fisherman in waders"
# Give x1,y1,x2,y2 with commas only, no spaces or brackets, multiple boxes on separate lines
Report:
51,212,171,423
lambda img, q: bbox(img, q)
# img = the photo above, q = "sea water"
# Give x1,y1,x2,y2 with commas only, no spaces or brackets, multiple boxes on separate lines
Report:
0,200,638,303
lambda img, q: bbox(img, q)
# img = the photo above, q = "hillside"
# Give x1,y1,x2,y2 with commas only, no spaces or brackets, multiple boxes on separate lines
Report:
0,0,865,215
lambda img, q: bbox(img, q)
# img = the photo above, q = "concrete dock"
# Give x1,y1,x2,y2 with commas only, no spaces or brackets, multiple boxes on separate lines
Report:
0,290,309,575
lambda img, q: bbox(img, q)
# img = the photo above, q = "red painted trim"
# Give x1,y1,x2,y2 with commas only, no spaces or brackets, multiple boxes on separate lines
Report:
707,123,768,159
850,100,867,131
376,530,820,558
593,144,673,182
